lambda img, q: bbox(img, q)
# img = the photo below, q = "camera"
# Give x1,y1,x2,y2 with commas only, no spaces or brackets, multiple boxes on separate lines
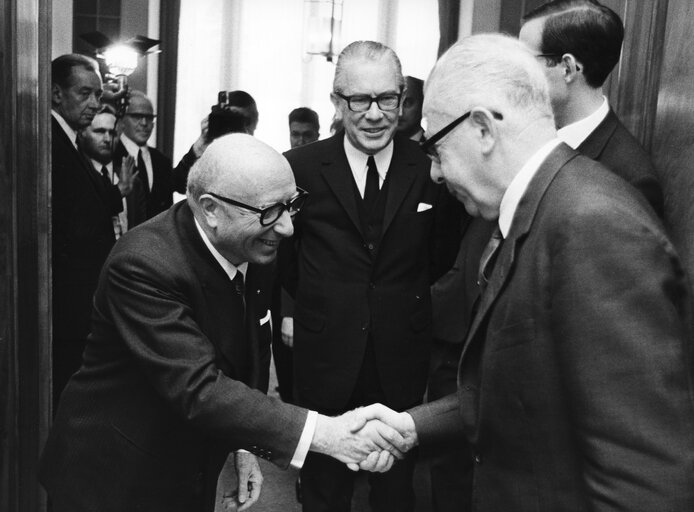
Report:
207,91,251,141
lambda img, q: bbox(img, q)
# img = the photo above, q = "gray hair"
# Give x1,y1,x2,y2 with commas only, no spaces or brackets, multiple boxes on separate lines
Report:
333,40,405,93
426,33,553,122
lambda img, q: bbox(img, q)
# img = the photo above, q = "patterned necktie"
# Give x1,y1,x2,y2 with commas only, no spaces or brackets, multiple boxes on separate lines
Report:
363,155,379,210
477,226,504,292
137,149,150,192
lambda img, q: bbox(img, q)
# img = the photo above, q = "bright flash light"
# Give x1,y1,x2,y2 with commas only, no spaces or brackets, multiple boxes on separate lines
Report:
102,45,139,76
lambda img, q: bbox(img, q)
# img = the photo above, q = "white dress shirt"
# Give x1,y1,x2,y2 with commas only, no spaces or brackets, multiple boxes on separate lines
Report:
343,136,394,196
557,96,609,149
92,159,128,238
194,218,317,468
120,134,154,188
498,138,563,238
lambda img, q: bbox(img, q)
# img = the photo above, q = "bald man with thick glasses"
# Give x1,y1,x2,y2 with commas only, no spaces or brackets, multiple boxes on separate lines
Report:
40,133,411,512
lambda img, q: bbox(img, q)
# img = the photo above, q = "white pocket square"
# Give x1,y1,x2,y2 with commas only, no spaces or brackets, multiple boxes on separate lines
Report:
259,310,271,326
417,202,433,212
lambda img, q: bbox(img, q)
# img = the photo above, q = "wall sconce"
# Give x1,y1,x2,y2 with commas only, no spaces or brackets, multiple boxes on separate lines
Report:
303,0,343,62
80,32,160,113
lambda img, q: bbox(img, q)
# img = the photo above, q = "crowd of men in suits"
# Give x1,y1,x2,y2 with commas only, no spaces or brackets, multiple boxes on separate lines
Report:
43,1,694,511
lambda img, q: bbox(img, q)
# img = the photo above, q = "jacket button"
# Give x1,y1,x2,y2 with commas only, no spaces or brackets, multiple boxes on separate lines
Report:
367,243,375,251
474,453,482,464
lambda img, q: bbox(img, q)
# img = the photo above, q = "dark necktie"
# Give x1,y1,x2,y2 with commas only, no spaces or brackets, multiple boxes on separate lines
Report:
363,156,379,210
101,165,111,182
477,226,504,292
137,149,150,192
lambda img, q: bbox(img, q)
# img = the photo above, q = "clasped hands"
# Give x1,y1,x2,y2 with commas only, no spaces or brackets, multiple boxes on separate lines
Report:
311,403,419,473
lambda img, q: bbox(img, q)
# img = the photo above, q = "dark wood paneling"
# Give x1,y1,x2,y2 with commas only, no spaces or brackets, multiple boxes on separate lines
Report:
155,0,180,160
1,0,51,511
651,0,694,282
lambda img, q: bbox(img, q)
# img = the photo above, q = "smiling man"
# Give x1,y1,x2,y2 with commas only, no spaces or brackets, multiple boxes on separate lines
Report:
279,41,456,512
41,133,409,512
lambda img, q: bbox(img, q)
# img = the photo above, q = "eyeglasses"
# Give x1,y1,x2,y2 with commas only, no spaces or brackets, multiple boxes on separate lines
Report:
125,113,157,123
419,110,504,159
207,187,308,226
334,92,402,112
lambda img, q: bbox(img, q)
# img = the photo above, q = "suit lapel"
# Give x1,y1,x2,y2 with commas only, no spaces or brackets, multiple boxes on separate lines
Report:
576,108,618,160
319,135,364,236
461,144,580,360
382,138,418,235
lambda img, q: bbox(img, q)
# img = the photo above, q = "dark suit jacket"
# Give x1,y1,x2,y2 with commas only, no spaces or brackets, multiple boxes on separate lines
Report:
282,133,454,412
114,139,176,219
431,109,664,347
578,108,663,217
52,116,122,340
411,144,694,511
40,201,308,512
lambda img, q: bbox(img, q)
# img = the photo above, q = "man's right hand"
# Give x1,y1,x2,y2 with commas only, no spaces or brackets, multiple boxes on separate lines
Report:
281,317,294,347
117,155,139,197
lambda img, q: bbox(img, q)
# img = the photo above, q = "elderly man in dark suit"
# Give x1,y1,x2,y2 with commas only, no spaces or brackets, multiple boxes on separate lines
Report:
50,53,135,408
114,90,177,219
40,133,409,512
363,33,694,511
280,40,456,512
78,104,146,236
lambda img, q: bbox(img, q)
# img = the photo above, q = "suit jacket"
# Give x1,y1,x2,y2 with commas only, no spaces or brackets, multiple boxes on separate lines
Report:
431,109,665,347
281,133,456,411
40,201,308,512
578,108,663,217
114,140,175,219
52,116,122,340
411,144,694,511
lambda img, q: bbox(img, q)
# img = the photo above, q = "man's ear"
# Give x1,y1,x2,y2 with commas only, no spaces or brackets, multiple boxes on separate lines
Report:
198,195,220,229
561,53,582,83
469,108,498,155
52,83,62,107
329,93,342,117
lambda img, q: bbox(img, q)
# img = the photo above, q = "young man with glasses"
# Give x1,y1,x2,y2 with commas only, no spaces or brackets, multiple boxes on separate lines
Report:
115,90,180,219
280,40,458,512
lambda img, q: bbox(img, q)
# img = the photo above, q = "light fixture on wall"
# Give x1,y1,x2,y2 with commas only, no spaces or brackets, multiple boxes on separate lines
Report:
80,32,161,113
303,0,343,62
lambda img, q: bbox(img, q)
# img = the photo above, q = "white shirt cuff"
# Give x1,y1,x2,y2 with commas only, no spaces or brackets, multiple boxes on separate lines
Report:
290,410,318,468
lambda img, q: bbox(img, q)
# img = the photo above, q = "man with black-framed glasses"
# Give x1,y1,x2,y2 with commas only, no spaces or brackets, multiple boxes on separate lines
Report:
279,40,459,512
41,133,410,512
114,89,178,219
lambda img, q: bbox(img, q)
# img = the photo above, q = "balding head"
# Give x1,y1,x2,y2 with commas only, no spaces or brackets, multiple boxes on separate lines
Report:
187,134,297,265
423,34,556,220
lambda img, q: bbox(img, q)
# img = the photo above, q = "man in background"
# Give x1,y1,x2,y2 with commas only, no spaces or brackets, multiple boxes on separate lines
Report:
281,41,456,512
397,75,424,141
289,107,320,149
78,104,146,237
114,90,175,218
519,0,663,216
50,53,127,408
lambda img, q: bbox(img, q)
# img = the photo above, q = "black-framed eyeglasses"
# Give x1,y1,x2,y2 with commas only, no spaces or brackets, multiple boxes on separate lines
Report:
334,92,402,112
419,110,504,158
207,187,308,226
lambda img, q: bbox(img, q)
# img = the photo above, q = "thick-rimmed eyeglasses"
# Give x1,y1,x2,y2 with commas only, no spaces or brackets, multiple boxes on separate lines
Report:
419,110,504,159
207,187,308,226
334,92,402,112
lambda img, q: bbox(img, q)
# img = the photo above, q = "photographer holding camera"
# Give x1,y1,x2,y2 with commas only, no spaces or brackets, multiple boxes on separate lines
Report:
173,90,259,194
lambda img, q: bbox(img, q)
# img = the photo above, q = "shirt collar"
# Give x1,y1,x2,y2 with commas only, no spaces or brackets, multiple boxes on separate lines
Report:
343,134,394,181
557,96,609,149
52,110,78,149
498,138,563,238
194,217,248,281
120,133,148,157
90,158,113,175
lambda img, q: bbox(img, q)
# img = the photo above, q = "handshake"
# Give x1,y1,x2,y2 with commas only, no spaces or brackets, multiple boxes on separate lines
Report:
310,404,419,473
